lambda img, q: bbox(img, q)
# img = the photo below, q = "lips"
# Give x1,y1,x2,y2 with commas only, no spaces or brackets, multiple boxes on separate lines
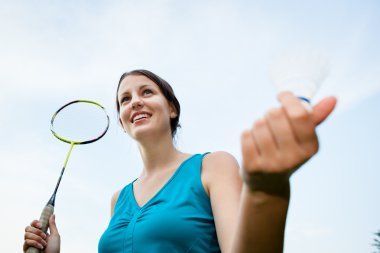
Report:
130,111,152,123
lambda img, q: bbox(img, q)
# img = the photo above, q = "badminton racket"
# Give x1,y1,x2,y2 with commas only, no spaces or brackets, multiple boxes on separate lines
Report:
26,99,109,253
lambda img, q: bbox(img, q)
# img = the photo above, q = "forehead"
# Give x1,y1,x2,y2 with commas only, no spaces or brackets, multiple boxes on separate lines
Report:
118,74,158,93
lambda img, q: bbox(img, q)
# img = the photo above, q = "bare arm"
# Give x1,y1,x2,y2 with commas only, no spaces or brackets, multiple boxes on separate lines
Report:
232,186,290,253
202,151,243,253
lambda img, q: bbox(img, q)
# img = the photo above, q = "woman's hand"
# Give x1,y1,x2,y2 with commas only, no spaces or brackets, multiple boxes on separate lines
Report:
23,215,60,253
241,92,337,195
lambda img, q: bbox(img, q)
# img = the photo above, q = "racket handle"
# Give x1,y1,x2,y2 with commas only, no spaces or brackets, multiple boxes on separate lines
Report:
26,204,54,253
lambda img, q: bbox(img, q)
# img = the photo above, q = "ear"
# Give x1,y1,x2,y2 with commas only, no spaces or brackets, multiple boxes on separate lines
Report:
170,112,177,118
169,103,178,118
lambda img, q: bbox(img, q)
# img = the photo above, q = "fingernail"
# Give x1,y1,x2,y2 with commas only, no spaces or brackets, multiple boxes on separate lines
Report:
42,233,47,239
37,222,42,228
38,244,44,249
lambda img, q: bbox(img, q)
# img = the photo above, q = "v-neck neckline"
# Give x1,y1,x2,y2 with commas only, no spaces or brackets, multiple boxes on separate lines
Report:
131,154,196,209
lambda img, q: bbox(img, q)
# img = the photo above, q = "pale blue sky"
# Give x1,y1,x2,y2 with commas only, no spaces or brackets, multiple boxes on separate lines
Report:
0,0,379,252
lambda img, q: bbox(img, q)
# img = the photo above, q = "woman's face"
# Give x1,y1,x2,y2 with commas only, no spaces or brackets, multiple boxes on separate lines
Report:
117,74,177,140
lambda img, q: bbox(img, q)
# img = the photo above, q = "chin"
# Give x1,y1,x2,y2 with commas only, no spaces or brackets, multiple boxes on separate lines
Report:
131,125,171,141
130,125,157,139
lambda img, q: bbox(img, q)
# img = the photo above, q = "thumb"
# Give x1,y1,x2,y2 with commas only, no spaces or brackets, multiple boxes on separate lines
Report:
312,96,337,125
48,214,59,235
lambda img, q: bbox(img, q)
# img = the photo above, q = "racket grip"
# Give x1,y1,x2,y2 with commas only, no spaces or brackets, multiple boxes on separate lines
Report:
26,204,54,253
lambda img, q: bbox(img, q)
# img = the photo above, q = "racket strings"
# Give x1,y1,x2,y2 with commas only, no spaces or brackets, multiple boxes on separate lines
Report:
51,100,109,144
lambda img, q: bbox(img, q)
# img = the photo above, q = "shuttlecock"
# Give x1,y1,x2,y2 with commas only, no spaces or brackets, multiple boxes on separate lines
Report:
270,49,329,107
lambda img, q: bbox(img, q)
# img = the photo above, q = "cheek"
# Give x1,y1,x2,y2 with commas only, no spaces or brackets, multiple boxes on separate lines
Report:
119,107,130,126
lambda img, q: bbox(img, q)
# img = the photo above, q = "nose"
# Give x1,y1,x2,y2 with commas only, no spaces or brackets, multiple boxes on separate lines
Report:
131,96,143,110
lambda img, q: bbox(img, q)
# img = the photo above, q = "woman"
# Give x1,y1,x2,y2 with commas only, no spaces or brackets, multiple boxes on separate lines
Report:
23,69,336,253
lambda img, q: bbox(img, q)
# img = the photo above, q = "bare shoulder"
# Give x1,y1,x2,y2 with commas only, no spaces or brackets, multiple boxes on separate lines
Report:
203,151,240,172
202,151,241,195
110,189,122,217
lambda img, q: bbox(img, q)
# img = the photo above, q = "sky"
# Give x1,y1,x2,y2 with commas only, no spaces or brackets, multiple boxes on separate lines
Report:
0,0,379,252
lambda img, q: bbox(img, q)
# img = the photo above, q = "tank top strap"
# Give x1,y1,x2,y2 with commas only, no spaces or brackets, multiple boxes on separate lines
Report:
175,152,210,178
170,152,211,205
113,179,139,216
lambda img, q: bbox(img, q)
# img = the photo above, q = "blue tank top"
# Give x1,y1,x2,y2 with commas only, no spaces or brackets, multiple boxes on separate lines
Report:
98,153,221,253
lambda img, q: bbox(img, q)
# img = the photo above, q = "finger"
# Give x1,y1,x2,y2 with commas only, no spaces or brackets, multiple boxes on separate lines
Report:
24,238,45,251
48,214,59,235
265,107,298,150
25,225,47,240
241,129,260,170
24,231,47,246
312,96,337,125
251,118,277,159
277,91,316,144
30,220,42,229
277,91,311,116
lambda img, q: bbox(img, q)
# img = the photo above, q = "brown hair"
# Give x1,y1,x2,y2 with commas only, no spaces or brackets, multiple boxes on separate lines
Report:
116,69,181,137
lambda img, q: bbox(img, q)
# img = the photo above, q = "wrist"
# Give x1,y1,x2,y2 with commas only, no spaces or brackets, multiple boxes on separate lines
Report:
241,170,290,199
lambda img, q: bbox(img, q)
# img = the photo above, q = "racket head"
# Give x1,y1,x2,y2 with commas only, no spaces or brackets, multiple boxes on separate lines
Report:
50,99,110,145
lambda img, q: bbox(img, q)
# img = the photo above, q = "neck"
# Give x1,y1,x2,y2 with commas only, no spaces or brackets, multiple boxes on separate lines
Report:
137,133,182,177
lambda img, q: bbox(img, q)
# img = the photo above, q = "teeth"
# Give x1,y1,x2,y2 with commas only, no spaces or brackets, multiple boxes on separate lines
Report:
133,113,149,122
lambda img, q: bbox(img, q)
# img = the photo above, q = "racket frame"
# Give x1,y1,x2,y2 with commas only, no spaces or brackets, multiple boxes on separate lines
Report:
50,99,110,145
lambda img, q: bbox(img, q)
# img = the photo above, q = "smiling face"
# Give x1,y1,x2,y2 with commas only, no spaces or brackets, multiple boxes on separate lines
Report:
117,74,178,140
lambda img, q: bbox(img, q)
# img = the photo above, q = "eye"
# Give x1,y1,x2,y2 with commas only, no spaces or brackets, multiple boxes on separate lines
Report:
120,95,131,104
143,89,153,96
